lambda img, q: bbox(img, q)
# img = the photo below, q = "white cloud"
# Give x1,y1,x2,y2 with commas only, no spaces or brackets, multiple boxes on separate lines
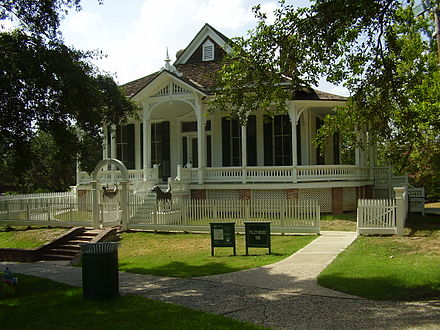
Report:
59,0,347,95
91,0,262,84
66,11,108,50
0,19,16,32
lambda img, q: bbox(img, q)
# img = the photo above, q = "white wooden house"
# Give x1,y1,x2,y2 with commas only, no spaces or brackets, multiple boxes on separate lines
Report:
77,23,378,214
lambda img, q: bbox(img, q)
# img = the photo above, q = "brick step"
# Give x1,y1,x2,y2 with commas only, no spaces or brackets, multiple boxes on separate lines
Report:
38,227,116,261
41,253,73,261
45,248,79,256
56,243,81,249
74,235,97,240
67,239,95,244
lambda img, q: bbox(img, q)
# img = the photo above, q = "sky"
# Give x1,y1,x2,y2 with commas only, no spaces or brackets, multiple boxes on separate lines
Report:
59,0,348,96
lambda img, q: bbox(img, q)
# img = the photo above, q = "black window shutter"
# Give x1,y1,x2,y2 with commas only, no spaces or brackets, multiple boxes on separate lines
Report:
127,124,135,169
206,135,212,167
246,115,257,166
140,123,143,168
263,119,273,166
161,121,170,180
222,117,231,166
296,122,301,165
333,132,340,165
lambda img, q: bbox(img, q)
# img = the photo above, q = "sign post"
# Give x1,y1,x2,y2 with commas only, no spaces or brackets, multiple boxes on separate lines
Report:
245,222,271,255
210,222,236,256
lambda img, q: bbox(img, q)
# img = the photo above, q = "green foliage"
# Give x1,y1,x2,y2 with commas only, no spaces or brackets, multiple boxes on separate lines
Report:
0,227,66,249
0,0,83,39
118,232,316,278
0,275,264,329
318,214,440,300
0,1,137,192
213,0,440,196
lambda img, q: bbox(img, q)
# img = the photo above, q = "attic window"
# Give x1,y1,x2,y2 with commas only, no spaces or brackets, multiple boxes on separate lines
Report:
202,39,214,61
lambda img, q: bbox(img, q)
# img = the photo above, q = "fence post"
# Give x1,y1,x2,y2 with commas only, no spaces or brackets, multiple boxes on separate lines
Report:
120,181,129,231
26,203,31,221
91,181,100,229
394,186,407,236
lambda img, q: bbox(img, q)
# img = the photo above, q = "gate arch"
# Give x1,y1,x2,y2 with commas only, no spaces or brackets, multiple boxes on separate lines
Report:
92,158,129,182
91,158,129,231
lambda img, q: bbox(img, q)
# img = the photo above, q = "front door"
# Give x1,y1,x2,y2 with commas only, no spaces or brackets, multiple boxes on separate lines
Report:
182,135,198,168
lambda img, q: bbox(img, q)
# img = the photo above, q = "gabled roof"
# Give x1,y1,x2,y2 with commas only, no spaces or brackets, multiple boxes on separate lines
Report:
174,23,230,65
121,72,160,98
120,24,347,102
293,88,347,101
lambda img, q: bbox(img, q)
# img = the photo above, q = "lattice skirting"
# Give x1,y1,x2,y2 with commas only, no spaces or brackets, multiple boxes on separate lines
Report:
207,189,240,200
203,187,362,213
251,189,286,200
298,188,332,213
343,187,357,211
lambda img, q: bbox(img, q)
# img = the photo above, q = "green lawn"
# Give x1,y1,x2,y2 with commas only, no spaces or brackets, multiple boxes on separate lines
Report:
318,214,440,300
118,232,316,277
320,213,357,231
0,274,265,330
0,227,66,249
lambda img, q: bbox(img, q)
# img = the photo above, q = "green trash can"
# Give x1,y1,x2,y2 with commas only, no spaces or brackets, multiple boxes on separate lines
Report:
81,242,119,299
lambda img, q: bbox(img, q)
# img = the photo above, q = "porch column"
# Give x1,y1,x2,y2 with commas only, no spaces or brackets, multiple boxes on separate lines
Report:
302,109,310,165
196,99,205,184
135,122,141,170
110,125,116,181
110,125,117,159
287,103,298,183
241,125,247,183
143,117,151,181
103,126,108,160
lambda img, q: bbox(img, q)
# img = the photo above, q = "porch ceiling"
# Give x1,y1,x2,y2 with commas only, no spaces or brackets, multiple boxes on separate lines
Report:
149,100,196,121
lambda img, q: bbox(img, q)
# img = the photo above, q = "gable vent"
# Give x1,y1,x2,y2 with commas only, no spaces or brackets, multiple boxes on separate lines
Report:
202,40,214,61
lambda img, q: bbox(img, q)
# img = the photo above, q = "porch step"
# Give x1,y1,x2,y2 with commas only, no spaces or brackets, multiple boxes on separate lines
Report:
40,228,103,261
41,253,73,261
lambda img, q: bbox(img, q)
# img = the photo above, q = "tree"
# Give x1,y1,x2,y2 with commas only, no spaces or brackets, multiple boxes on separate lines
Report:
0,0,136,192
212,0,440,198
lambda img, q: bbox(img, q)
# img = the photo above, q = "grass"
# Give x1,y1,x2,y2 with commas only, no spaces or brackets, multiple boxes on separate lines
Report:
0,226,66,249
118,232,316,277
320,212,357,231
0,274,265,330
55,211,93,222
318,214,440,301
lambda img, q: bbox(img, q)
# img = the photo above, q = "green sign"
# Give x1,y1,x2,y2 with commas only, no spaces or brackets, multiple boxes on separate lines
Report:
245,222,271,255
210,222,236,256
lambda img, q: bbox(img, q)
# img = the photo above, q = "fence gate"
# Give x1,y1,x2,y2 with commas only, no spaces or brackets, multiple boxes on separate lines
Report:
91,159,129,230
99,184,121,227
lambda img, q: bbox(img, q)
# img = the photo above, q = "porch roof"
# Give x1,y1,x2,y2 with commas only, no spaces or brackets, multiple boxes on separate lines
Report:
121,66,346,102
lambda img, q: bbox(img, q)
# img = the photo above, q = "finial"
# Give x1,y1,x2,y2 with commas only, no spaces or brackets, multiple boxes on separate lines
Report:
164,47,171,70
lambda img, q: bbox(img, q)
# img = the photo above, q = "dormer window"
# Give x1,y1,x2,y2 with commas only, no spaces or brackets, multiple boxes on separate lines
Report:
202,39,214,61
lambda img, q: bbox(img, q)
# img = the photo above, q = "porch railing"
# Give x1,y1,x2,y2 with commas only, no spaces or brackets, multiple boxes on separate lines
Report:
77,165,371,185
77,168,159,184
181,165,370,184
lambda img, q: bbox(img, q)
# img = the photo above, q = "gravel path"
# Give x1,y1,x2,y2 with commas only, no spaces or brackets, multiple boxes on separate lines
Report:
2,231,440,329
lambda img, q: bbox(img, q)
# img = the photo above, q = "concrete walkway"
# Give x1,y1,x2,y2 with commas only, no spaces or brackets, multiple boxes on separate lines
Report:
2,231,440,329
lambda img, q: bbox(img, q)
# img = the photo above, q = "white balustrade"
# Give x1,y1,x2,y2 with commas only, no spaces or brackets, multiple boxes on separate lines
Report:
78,165,371,185
179,165,370,184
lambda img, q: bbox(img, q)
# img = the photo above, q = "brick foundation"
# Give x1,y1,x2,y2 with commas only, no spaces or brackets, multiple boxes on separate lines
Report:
239,189,251,200
286,189,299,200
332,187,344,214
191,189,207,200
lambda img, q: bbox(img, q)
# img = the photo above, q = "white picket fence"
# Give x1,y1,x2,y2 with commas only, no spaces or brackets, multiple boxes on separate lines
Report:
0,192,93,227
1,190,321,233
357,186,408,235
129,198,320,233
